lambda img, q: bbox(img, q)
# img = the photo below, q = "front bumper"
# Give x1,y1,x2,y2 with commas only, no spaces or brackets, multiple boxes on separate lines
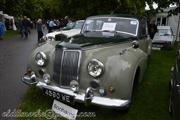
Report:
21,74,130,109
152,41,172,49
37,82,130,109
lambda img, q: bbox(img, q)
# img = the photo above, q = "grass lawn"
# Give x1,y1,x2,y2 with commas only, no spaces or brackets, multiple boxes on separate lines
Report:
17,46,178,120
0,30,18,40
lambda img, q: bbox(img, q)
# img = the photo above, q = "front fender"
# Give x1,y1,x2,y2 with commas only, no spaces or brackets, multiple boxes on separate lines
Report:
103,48,147,100
80,44,147,100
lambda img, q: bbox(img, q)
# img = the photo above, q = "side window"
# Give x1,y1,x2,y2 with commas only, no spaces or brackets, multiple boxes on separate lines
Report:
162,17,166,26
157,18,161,25
139,20,147,38
142,23,146,36
95,20,103,30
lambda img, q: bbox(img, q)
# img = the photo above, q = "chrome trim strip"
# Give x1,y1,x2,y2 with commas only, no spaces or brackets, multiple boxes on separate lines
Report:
77,50,82,81
59,48,65,83
36,81,130,108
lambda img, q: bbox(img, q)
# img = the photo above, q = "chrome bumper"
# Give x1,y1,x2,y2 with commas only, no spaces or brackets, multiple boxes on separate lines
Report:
21,73,130,108
36,81,130,109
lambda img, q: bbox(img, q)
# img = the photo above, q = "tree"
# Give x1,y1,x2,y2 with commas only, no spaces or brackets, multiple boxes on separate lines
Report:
0,0,179,19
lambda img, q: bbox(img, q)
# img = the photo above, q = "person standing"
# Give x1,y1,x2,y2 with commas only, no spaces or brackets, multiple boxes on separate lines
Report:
148,23,157,39
0,21,5,40
48,19,56,33
17,17,24,38
27,18,32,34
22,16,30,39
36,18,43,43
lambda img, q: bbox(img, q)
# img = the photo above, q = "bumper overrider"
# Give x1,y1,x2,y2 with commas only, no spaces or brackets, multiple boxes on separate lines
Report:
21,73,130,109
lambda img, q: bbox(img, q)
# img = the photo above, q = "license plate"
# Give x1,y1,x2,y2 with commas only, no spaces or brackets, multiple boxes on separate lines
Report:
43,88,74,103
152,47,161,50
52,100,78,120
152,44,163,48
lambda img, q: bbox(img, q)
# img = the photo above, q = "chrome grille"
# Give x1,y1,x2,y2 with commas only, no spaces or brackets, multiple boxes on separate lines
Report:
61,50,80,86
53,49,81,86
53,48,63,84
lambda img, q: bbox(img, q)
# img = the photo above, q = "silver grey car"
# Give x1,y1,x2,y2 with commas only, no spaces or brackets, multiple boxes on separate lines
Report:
22,15,152,109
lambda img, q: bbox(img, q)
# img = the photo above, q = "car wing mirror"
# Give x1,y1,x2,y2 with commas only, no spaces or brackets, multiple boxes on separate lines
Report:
132,40,139,49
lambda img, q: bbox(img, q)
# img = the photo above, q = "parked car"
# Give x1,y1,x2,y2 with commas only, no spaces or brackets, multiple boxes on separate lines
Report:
22,14,152,109
169,50,180,120
152,26,175,50
41,20,84,42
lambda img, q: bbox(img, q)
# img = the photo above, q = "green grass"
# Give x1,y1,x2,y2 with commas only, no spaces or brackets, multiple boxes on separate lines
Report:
16,47,178,120
0,30,18,40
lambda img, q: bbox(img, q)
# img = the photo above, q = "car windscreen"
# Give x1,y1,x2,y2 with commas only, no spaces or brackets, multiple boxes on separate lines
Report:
73,21,84,29
64,22,75,29
158,29,171,36
82,17,139,36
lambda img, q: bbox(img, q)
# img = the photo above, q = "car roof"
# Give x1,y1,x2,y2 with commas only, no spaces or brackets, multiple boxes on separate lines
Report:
157,26,171,29
76,20,84,22
86,14,145,21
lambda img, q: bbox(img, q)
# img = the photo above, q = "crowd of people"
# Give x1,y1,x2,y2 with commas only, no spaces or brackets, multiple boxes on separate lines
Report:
46,16,73,33
15,16,33,39
15,16,73,43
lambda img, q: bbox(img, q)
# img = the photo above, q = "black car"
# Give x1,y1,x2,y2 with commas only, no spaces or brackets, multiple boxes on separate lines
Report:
169,50,180,120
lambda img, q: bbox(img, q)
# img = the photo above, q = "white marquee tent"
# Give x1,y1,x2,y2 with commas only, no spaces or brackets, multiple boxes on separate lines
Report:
0,11,17,31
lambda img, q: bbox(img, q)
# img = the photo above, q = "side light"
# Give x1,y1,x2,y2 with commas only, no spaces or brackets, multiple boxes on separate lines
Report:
99,88,106,96
70,80,79,93
108,86,115,93
43,73,51,84
90,80,100,89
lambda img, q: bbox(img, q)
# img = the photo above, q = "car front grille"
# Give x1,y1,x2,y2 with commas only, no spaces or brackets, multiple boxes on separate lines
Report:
53,48,63,84
53,48,81,86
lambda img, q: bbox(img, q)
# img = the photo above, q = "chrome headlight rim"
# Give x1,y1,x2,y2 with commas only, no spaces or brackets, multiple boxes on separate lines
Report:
42,36,48,40
48,36,55,41
39,36,48,43
87,59,104,78
35,52,47,67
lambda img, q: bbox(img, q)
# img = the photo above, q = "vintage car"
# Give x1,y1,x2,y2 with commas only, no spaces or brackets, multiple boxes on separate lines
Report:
22,15,152,109
41,20,84,42
152,26,175,50
169,50,180,120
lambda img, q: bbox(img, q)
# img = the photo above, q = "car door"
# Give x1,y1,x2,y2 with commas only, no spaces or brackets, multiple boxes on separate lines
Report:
138,21,149,53
173,51,180,120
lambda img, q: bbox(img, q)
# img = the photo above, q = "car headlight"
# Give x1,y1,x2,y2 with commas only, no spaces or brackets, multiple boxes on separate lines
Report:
40,36,47,42
87,59,104,78
48,36,55,41
35,52,47,66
